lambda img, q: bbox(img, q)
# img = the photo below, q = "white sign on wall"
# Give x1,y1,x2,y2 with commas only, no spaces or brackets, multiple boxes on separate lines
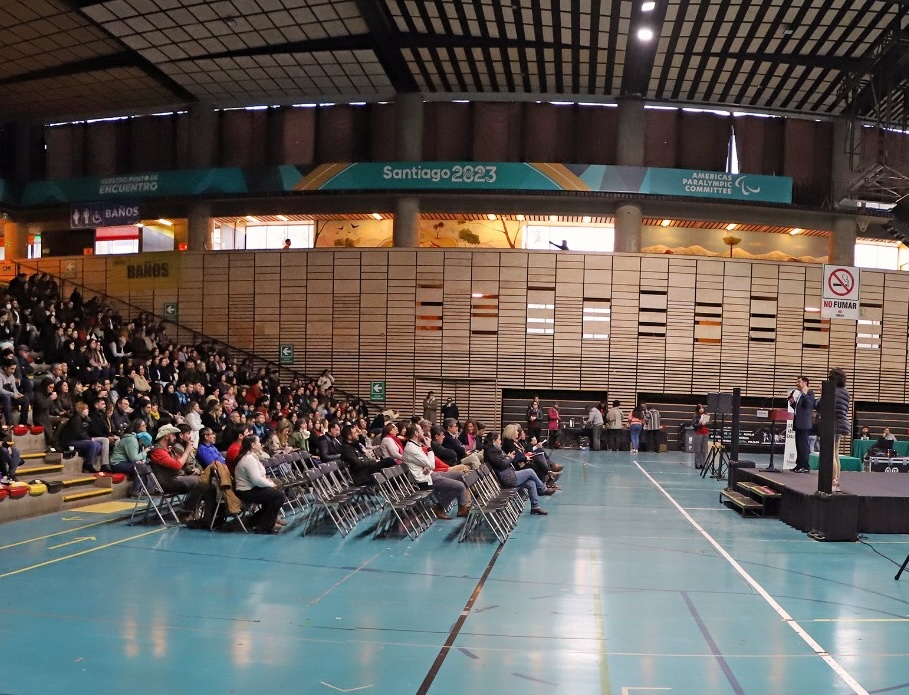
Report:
821,264,860,320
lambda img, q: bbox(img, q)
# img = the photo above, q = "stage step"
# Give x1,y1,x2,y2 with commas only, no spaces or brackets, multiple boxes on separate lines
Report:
737,482,781,499
720,489,763,517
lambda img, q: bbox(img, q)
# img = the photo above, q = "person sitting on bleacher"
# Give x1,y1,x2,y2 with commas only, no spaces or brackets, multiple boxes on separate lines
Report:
57,400,102,473
0,428,22,484
0,359,30,426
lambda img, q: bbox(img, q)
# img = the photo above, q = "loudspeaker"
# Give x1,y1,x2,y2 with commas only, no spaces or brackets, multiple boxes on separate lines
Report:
809,493,859,542
729,460,756,468
707,392,733,415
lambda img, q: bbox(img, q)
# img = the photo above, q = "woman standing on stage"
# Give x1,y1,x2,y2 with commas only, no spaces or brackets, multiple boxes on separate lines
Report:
827,367,851,492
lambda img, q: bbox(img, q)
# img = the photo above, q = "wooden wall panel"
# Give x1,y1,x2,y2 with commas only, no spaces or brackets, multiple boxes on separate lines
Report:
24,249,909,430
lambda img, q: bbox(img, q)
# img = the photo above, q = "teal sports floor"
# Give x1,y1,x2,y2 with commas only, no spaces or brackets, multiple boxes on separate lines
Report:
1,450,907,695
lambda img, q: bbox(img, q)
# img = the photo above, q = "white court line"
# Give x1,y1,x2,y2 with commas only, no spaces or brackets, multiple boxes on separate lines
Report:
634,461,869,695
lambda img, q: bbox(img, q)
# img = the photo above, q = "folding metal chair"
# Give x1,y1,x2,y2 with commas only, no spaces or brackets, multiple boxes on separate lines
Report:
207,466,249,533
304,467,359,536
129,462,182,526
371,469,432,540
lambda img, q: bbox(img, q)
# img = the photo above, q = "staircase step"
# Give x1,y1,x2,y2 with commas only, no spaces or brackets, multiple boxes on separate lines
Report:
18,463,65,477
62,476,98,487
63,488,112,503
20,452,48,460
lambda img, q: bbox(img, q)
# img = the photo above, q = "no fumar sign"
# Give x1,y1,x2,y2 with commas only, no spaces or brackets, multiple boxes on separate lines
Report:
821,264,860,320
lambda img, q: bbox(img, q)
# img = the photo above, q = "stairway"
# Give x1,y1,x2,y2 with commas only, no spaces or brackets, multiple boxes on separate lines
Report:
0,431,130,523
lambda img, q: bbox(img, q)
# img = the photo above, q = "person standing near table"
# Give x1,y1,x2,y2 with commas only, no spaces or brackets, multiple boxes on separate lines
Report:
547,402,561,449
790,375,816,473
605,400,624,451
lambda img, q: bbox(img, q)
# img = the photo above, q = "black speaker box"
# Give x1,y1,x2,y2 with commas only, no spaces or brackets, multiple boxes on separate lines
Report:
707,392,733,415
809,493,859,542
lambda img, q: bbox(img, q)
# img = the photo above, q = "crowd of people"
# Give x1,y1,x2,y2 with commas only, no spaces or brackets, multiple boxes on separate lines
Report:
0,272,566,528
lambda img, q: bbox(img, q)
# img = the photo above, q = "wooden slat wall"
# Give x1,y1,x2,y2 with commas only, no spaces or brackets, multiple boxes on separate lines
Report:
25,250,909,430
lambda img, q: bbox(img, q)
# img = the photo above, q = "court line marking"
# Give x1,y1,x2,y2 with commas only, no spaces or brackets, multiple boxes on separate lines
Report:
590,549,612,694
634,461,870,695
0,527,167,580
0,518,121,551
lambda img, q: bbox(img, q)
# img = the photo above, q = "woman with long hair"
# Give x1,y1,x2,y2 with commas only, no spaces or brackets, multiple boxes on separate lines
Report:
233,435,287,534
826,367,851,492
483,430,552,516
690,404,710,469
628,407,644,453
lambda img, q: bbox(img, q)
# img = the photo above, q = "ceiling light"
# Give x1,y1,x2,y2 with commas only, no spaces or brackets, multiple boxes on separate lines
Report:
790,228,803,235
276,214,288,222
660,219,671,227
246,216,260,224
549,215,559,222
487,213,497,221
725,223,737,231
637,28,654,41
371,213,383,220
156,218,172,226
516,214,525,221
641,1,656,10
582,216,592,224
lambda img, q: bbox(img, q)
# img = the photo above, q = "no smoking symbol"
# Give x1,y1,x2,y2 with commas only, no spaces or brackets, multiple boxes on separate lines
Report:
828,268,854,297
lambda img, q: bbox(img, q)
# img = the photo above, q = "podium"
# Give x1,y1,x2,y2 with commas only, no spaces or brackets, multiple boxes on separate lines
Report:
757,408,792,471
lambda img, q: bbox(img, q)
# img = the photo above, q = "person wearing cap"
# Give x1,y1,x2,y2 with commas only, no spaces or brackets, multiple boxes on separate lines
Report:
110,422,152,496
148,423,205,519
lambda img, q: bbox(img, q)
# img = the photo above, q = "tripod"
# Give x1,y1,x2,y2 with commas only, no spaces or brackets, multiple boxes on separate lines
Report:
700,413,730,480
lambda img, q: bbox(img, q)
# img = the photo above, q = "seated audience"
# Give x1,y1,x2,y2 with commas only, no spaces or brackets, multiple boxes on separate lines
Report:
401,423,470,519
483,430,552,516
233,434,288,534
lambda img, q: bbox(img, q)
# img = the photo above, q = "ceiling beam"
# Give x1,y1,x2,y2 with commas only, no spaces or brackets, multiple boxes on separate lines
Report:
351,0,418,93
621,0,670,96
0,52,135,85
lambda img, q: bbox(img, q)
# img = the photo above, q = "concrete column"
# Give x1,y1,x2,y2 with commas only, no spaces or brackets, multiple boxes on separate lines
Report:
617,96,645,167
188,104,217,169
830,118,854,204
613,203,642,253
187,203,213,251
394,92,424,162
393,197,420,248
829,216,857,266
3,222,28,260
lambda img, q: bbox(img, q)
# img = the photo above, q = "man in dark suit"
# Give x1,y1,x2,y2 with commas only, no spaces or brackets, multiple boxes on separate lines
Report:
790,375,816,472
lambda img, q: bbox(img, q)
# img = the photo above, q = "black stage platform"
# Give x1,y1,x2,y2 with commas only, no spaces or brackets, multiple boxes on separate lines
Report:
731,467,909,537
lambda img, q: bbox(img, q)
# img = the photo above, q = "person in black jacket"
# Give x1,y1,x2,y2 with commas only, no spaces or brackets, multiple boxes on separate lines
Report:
318,422,343,462
431,425,469,473
339,424,390,485
57,401,102,473
442,419,481,469
483,431,551,516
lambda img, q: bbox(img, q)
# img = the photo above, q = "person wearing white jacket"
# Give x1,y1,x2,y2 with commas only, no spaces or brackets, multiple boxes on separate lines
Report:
234,435,287,534
401,423,469,520
184,400,203,449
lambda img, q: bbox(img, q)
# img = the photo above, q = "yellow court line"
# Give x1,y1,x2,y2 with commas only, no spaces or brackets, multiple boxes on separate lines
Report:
591,549,612,695
0,527,167,580
0,518,115,550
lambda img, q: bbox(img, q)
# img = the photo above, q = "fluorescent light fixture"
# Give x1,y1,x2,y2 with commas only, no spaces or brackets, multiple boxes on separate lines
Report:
582,216,592,224
660,219,671,227
641,1,656,10
549,215,559,222
637,27,654,41
157,219,173,226
790,228,803,235
725,223,738,231
276,214,289,222
371,213,383,220
487,213,497,221
246,216,260,223
516,214,525,221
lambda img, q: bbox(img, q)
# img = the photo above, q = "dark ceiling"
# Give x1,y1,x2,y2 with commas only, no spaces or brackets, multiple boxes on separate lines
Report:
0,0,906,123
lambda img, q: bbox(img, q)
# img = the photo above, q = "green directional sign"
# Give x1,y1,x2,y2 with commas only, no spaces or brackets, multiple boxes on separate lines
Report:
370,380,386,402
162,302,178,321
279,344,294,365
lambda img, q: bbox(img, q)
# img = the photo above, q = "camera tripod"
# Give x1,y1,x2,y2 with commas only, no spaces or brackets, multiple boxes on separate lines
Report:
700,414,729,481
